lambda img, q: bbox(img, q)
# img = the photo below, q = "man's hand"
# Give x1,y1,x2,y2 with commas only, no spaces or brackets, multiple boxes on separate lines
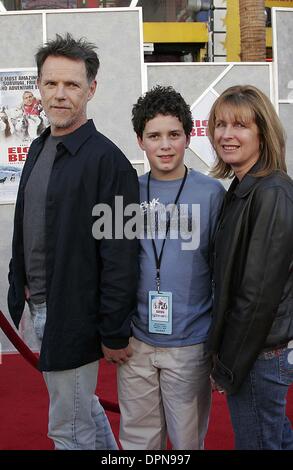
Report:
101,343,133,365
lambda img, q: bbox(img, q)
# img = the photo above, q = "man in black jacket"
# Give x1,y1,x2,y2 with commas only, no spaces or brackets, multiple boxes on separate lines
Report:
8,33,139,450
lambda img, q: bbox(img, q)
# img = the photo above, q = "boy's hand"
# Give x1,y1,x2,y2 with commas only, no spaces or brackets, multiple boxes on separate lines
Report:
101,343,133,365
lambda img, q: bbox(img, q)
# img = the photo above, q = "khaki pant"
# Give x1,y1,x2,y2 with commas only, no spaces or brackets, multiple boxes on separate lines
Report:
118,337,212,450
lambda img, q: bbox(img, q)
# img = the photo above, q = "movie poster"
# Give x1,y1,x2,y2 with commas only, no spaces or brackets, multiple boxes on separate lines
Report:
0,68,48,204
189,90,218,167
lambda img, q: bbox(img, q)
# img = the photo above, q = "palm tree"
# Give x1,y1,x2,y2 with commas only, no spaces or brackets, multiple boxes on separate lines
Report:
239,0,266,61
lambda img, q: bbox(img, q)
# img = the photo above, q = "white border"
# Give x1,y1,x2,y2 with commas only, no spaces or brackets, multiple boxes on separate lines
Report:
0,7,141,15
272,7,293,111
272,7,279,113
189,63,233,109
0,67,37,72
136,8,149,173
188,64,233,166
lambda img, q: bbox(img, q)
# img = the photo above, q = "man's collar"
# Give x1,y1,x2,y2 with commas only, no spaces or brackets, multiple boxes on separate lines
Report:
38,125,51,142
39,119,96,155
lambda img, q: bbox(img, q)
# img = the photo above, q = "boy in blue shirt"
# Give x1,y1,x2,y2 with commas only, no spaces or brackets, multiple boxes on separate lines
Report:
118,86,225,450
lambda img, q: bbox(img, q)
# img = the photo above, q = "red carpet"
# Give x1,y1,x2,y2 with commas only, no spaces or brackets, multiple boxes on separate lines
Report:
0,353,292,450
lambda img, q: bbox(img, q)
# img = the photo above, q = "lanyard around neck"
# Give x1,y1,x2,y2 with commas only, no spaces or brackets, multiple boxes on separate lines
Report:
147,165,188,292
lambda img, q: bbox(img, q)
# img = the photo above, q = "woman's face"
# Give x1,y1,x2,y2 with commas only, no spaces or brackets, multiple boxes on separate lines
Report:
23,93,34,105
214,105,261,179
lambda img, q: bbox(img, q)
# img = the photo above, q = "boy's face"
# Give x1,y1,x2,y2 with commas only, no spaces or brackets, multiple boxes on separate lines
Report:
138,114,190,180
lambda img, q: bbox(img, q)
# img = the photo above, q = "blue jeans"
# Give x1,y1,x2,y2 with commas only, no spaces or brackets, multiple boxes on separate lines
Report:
227,346,293,450
43,362,118,450
28,300,118,450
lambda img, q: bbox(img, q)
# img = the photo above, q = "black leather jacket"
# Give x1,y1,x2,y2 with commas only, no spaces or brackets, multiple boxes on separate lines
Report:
208,164,293,394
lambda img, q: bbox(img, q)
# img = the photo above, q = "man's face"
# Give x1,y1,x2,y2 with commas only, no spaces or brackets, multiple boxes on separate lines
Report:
37,56,96,136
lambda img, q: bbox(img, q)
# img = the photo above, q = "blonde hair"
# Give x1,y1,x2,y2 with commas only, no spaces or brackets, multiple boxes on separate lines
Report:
208,85,287,179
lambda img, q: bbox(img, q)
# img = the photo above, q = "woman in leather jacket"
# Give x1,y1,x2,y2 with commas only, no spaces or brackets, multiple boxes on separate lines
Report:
207,85,293,449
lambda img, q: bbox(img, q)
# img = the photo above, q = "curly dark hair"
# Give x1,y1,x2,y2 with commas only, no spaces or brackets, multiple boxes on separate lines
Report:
132,85,193,138
36,33,99,83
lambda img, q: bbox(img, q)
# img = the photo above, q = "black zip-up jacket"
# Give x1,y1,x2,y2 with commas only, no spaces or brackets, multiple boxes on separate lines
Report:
8,120,139,371
208,163,293,394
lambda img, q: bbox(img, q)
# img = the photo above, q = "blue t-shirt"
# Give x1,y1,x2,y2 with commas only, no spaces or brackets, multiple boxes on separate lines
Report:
132,168,225,347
